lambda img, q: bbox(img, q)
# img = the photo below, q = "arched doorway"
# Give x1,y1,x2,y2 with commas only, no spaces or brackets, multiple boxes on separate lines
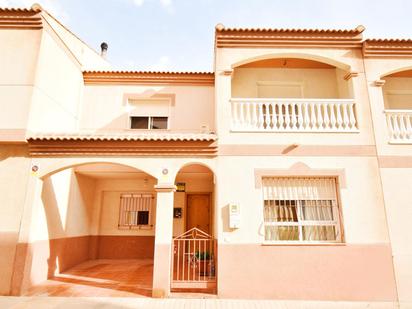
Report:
21,162,158,297
171,163,216,294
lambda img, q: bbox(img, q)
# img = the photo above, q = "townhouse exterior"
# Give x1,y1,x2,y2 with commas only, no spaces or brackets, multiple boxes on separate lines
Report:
1,4,411,307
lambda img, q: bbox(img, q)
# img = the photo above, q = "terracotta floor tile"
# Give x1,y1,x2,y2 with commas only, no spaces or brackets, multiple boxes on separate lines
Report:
24,259,153,297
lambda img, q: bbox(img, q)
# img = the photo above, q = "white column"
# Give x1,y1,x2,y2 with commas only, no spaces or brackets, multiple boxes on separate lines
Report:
152,183,176,298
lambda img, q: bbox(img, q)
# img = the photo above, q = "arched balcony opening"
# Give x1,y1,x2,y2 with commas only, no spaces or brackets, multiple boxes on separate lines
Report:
382,70,412,143
230,57,357,132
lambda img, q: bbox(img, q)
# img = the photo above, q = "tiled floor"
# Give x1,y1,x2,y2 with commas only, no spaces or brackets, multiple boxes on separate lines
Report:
24,259,153,297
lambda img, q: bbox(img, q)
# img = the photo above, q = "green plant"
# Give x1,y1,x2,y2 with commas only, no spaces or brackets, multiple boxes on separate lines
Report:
195,251,211,260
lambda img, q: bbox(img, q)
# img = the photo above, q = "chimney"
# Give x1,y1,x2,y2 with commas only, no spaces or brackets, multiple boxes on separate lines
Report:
100,42,108,58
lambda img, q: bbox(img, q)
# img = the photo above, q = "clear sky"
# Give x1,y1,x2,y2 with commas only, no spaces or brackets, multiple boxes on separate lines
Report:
1,0,412,71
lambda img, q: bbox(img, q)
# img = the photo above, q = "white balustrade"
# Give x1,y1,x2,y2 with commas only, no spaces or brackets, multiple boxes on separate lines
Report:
231,98,358,132
385,110,412,143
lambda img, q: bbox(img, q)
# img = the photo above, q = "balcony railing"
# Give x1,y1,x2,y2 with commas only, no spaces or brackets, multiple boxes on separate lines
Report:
231,98,358,132
385,109,412,143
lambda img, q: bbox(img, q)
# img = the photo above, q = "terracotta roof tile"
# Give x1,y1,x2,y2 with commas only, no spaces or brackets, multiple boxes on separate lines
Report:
83,70,214,75
365,38,412,43
83,71,215,85
215,24,365,34
363,39,412,57
27,132,218,142
215,24,365,48
0,7,41,12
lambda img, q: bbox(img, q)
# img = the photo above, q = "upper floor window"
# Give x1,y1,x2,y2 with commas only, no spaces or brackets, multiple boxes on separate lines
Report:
127,98,171,130
262,176,343,243
130,116,168,130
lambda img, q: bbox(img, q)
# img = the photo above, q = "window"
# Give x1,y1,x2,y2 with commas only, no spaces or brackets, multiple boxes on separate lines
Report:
118,193,154,229
127,98,171,130
130,116,168,129
262,177,342,242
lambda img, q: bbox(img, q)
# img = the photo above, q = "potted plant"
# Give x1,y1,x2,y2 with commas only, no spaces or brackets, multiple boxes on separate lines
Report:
194,251,213,276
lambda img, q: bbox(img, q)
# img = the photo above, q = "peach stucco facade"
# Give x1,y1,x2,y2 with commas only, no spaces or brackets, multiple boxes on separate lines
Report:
1,5,411,307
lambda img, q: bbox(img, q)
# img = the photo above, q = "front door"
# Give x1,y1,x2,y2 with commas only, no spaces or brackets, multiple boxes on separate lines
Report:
186,194,210,234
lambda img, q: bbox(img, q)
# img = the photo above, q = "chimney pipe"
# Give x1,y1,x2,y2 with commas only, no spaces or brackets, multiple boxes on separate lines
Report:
100,42,108,58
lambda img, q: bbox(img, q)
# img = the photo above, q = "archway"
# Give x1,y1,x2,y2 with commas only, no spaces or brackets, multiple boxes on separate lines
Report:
230,55,356,132
381,69,412,110
380,69,412,142
231,56,353,100
22,162,158,297
171,163,216,294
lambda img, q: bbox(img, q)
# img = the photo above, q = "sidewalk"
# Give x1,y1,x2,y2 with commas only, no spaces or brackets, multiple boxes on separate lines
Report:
0,297,398,309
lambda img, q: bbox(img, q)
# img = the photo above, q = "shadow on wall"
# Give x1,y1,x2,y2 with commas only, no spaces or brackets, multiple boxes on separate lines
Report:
12,170,95,295
86,88,214,133
0,145,31,295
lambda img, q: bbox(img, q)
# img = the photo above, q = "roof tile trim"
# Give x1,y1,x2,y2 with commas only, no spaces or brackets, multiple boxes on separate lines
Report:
363,39,412,57
83,71,215,86
215,24,365,48
0,7,42,29
27,133,218,142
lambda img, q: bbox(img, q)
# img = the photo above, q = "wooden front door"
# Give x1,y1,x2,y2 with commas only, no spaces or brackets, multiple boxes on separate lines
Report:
186,194,210,234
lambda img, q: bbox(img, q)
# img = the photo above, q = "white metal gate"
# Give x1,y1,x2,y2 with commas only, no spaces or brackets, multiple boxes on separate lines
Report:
171,228,216,290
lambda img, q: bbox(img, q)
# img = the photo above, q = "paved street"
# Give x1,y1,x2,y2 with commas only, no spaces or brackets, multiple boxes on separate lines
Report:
0,297,399,309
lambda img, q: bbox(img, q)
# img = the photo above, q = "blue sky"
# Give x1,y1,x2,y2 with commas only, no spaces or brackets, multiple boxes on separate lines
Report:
1,0,412,71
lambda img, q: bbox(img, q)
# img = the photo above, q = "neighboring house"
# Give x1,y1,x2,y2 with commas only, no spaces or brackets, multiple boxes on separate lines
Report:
1,4,412,307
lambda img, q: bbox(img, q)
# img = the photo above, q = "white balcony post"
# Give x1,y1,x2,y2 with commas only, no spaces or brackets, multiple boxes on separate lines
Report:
152,183,176,298
230,98,358,133
385,110,412,143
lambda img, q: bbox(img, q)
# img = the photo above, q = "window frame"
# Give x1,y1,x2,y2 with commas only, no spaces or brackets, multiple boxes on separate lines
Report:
118,193,155,230
261,176,344,245
126,98,172,130
129,116,169,130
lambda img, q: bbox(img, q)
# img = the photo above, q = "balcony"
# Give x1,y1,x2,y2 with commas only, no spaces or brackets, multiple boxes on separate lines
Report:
385,110,412,143
231,98,358,132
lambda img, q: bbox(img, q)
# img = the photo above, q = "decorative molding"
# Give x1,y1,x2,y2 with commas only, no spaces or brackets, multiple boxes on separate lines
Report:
83,71,215,86
26,139,217,157
222,69,233,76
374,79,386,87
215,25,365,49
343,71,359,80
0,7,42,30
363,39,412,57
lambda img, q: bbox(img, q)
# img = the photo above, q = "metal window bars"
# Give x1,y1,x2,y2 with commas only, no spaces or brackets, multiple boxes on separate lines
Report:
262,177,342,242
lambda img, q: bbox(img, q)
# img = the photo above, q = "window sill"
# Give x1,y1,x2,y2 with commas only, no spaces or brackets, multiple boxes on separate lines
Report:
118,225,153,230
261,241,346,246
125,129,170,132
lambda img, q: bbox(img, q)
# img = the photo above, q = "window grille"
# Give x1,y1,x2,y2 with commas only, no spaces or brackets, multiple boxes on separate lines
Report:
118,193,154,229
262,177,342,242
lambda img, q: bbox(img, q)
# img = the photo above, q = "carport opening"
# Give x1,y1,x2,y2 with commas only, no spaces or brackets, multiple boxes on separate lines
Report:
25,162,157,297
